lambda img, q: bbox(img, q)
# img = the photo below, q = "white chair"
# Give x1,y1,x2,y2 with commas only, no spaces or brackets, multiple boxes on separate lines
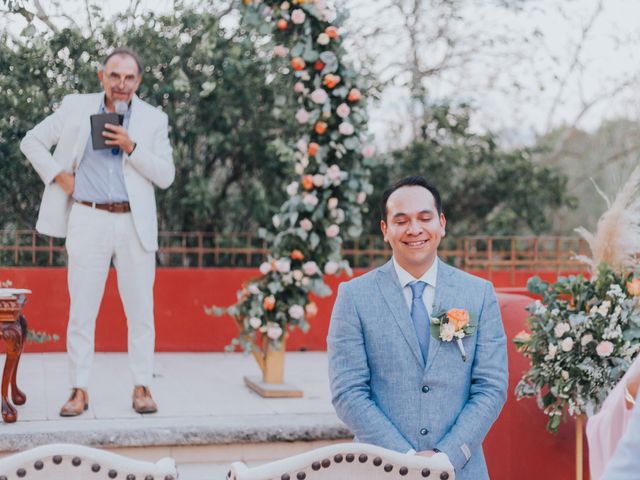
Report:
228,442,455,479
0,443,177,480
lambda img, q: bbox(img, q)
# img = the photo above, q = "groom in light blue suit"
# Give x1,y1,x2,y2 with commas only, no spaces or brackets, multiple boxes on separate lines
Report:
328,176,508,479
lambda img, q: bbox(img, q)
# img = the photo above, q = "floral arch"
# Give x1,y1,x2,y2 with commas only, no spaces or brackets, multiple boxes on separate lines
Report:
212,0,374,353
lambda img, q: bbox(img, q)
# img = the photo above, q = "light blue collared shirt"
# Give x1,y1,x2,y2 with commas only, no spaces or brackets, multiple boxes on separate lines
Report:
392,256,438,316
73,98,131,204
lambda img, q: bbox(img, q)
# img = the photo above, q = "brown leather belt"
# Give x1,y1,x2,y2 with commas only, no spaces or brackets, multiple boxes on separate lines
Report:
76,200,131,213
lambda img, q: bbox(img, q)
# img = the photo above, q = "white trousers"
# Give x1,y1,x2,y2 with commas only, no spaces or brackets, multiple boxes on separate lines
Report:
65,203,156,388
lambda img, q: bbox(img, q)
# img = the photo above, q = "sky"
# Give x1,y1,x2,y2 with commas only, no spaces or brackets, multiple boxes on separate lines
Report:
3,0,640,149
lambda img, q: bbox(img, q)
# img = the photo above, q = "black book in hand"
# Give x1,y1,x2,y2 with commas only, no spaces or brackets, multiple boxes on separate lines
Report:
90,112,123,150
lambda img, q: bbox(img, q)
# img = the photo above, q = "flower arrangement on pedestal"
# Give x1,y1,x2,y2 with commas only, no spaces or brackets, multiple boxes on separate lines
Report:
515,166,640,433
208,0,373,373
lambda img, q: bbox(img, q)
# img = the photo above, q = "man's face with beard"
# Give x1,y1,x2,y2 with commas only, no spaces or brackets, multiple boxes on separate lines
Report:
97,54,142,111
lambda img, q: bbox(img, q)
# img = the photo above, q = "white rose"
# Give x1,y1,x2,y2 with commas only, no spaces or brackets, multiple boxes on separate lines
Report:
440,323,455,342
295,109,309,124
286,181,298,196
327,197,338,209
275,258,291,273
292,269,304,281
310,88,328,104
288,304,305,319
294,82,305,93
547,344,558,359
291,8,306,24
561,337,574,352
259,262,272,275
296,138,308,152
361,144,375,158
561,370,569,380
302,261,319,276
266,323,283,340
317,33,330,45
302,194,319,206
324,261,339,275
325,224,340,238
280,1,290,9
581,334,593,346
249,317,262,329
312,174,325,187
327,164,341,181
336,103,350,118
299,218,313,231
554,322,570,338
596,341,614,357
273,45,288,57
339,122,354,135
247,283,260,295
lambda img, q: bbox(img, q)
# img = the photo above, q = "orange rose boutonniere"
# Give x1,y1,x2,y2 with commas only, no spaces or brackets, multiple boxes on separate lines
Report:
430,308,477,361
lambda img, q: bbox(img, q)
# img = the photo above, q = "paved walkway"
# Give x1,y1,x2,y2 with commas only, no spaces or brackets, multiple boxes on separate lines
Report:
0,353,350,464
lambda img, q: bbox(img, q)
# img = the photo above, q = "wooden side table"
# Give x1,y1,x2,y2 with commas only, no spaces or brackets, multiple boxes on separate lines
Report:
0,289,30,423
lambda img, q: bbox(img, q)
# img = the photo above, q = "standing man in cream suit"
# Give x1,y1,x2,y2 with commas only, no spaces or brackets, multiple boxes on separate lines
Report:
328,176,508,479
20,48,174,416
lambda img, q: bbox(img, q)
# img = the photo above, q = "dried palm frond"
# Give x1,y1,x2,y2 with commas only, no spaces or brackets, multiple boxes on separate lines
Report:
575,165,640,276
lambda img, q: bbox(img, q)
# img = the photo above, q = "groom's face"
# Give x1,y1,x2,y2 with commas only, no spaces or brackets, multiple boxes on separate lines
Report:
380,186,446,277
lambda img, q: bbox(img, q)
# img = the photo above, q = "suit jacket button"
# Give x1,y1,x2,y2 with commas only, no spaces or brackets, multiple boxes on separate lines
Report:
421,385,430,393
420,428,428,435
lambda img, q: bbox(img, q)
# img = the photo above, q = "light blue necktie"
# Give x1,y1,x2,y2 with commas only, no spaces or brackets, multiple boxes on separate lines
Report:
409,281,430,365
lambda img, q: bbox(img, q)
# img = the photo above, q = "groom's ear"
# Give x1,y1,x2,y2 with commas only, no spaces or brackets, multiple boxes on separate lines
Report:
440,213,446,235
380,219,388,241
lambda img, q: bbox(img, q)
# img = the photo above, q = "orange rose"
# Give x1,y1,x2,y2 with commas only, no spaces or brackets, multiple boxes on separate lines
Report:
291,57,305,71
302,175,314,190
627,278,640,296
313,60,325,71
347,88,361,102
315,121,328,135
325,26,339,39
447,308,469,330
308,142,319,156
263,295,276,311
277,19,288,30
305,302,318,318
291,249,304,260
323,74,340,89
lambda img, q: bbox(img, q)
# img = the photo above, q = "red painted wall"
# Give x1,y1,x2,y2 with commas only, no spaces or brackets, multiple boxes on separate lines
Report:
0,267,581,353
1,267,588,478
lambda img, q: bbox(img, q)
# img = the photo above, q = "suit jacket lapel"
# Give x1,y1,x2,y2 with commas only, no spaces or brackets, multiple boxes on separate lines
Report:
124,95,141,166
376,260,425,367
425,258,456,372
72,93,103,171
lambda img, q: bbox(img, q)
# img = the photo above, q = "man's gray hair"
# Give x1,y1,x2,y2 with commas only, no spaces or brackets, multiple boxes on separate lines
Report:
101,47,144,75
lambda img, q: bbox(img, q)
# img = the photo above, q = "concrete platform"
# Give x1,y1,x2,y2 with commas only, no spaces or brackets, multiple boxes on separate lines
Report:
0,352,352,478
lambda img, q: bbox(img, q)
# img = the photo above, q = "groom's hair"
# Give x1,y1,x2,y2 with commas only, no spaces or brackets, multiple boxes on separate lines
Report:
380,176,443,221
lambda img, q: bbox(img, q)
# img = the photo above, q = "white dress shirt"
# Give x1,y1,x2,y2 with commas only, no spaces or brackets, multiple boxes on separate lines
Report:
393,256,438,316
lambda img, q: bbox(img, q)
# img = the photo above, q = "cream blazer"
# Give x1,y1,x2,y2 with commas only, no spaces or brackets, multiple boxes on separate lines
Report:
20,93,175,252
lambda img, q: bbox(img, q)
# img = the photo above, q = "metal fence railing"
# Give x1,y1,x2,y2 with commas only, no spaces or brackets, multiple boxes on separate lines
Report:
0,230,590,274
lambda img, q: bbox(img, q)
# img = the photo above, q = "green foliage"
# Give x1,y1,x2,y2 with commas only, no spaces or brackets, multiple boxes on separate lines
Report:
515,265,640,432
365,104,576,235
1,7,297,235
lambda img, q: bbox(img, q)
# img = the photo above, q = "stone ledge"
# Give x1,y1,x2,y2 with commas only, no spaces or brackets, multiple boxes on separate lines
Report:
0,413,352,452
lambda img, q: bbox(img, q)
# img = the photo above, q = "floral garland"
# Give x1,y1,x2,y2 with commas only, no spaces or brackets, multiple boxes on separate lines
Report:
514,266,640,432
210,0,373,352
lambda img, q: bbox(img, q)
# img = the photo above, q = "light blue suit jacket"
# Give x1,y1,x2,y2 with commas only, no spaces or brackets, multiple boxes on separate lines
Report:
327,258,508,479
602,399,640,479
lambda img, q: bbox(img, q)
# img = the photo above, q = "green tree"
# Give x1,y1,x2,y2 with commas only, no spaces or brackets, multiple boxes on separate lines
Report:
1,7,297,236
366,104,576,236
